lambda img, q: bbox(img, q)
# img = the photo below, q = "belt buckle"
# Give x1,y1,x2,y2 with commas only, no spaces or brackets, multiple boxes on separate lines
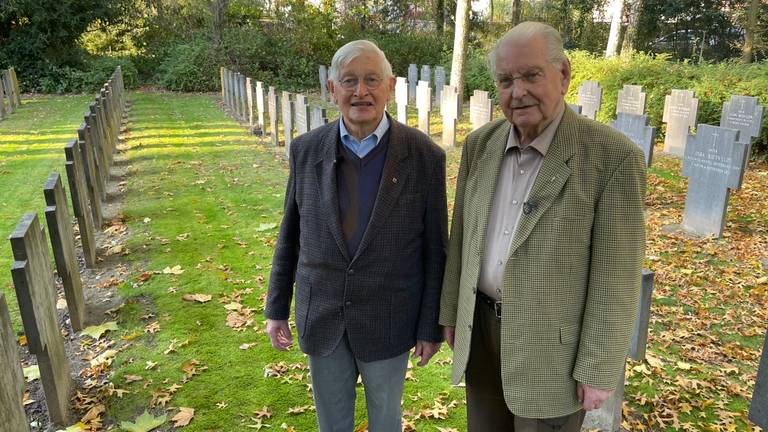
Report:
493,301,502,319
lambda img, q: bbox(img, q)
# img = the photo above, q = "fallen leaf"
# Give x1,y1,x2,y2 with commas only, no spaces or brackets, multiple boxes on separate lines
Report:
171,407,195,427
125,375,144,383
80,404,105,423
256,223,278,232
81,321,119,339
55,423,87,432
119,411,166,432
162,265,185,275
182,294,212,303
23,365,40,381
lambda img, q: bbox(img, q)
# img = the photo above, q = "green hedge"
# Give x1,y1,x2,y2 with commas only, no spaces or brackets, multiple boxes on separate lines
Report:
26,56,139,94
464,49,768,158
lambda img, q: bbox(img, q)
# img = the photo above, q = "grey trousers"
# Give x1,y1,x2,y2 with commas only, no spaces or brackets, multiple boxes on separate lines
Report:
308,332,409,432
466,299,586,432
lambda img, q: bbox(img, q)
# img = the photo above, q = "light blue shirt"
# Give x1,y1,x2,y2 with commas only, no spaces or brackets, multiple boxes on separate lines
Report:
339,115,390,158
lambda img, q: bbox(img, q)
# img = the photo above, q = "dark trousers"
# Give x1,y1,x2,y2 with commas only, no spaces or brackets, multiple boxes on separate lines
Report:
465,298,586,432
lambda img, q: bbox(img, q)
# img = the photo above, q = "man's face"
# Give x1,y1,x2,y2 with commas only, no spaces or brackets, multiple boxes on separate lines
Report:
495,35,571,140
328,52,395,136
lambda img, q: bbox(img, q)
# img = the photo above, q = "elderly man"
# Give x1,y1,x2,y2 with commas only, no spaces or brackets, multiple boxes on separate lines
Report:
439,22,646,431
265,40,447,432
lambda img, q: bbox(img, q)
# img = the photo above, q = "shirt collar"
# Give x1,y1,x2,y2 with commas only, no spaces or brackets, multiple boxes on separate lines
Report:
339,114,390,146
506,102,565,157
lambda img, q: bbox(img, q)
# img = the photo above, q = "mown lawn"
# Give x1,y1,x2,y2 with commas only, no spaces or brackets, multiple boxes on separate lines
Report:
2,91,766,431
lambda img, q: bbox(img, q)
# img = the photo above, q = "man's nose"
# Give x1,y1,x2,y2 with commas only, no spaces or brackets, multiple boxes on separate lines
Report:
353,80,370,96
511,79,528,98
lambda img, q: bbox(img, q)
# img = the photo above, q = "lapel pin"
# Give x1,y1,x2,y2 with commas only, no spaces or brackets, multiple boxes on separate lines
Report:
392,177,398,183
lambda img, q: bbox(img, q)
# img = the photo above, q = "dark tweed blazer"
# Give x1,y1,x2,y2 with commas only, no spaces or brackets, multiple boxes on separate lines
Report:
265,116,448,362
440,107,646,418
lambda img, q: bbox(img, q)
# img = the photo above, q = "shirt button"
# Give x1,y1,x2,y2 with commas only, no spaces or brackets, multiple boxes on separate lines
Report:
512,200,518,205
520,169,525,174
497,260,503,266
348,269,354,275
504,229,510,235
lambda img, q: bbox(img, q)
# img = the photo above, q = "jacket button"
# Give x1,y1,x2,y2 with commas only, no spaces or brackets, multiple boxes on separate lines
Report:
345,301,352,306
347,269,354,275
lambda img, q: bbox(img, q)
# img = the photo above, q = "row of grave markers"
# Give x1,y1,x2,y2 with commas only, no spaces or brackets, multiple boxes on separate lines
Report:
0,67,127,430
0,67,22,120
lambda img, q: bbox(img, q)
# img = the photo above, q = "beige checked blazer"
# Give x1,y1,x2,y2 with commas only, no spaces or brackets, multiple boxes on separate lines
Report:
439,107,646,418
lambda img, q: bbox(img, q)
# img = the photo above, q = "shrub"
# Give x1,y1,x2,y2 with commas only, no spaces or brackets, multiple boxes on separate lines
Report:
157,39,222,92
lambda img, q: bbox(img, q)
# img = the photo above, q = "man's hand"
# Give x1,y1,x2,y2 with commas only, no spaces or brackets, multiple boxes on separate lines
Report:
266,319,293,350
412,340,441,366
577,382,611,411
443,326,455,350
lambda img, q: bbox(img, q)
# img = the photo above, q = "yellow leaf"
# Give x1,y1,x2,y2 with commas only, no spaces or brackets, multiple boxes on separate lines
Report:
162,265,184,275
676,361,692,370
182,294,212,303
172,407,195,427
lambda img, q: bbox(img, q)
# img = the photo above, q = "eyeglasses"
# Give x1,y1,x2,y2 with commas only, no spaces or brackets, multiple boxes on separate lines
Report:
495,70,544,89
338,76,384,90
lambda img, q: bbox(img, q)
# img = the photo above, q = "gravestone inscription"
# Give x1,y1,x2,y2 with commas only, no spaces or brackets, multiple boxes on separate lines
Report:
416,80,431,135
44,173,86,331
681,124,746,238
577,80,602,120
64,140,97,267
442,85,458,147
408,64,418,103
469,90,493,131
0,293,30,432
395,77,408,125
10,213,72,425
749,329,768,428
611,112,656,167
616,84,646,116
663,89,699,157
720,95,765,188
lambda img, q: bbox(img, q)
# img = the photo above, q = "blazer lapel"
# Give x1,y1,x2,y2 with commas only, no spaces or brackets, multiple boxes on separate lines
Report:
351,119,409,263
314,120,351,262
508,108,579,255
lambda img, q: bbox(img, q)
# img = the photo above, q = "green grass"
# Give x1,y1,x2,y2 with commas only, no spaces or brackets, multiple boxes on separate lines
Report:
0,94,94,329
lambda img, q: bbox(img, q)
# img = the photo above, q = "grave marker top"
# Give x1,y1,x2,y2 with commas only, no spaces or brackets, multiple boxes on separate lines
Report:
469,90,492,131
749,329,768,428
310,106,327,131
616,84,646,116
577,80,602,120
416,81,431,112
721,95,764,144
408,64,418,102
610,112,656,167
420,65,431,85
663,89,699,157
434,66,446,109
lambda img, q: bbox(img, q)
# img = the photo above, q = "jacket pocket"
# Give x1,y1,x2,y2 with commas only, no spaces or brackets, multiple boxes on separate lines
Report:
294,283,311,338
559,324,580,345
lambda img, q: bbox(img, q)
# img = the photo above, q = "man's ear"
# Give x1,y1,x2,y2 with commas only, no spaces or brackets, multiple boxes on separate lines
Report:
560,58,572,95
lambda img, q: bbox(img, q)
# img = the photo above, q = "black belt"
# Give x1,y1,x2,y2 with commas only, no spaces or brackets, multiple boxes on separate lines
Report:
477,291,502,319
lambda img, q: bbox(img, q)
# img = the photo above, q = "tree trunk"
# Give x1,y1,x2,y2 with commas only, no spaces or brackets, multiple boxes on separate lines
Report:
512,0,522,25
742,0,760,63
605,0,624,57
436,0,445,33
450,0,470,115
621,0,643,52
209,0,229,49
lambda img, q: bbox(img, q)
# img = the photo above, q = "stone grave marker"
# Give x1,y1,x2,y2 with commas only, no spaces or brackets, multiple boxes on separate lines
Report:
239,73,248,121
77,124,104,228
10,67,21,106
567,103,582,114
395,77,408,125
416,80,431,135
577,80,602,120
44,173,86,331
0,293,30,432
2,70,15,112
281,91,294,153
64,139,97,268
616,84,646,116
0,79,6,119
408,64,418,103
749,329,768,428
681,124,746,238
434,66,446,110
583,270,654,431
663,89,699,157
268,87,279,147
610,112,656,167
310,106,327,130
85,113,108,185
442,85,458,147
10,213,72,425
469,90,493,131
255,81,265,135
294,94,310,136
220,67,226,103
246,77,255,128
319,65,329,102
720,95,765,187
420,65,431,86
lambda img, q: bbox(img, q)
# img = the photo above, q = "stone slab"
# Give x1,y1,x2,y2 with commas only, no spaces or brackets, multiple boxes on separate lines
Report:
441,85,458,147
420,65,431,85
663,89,698,157
749,329,768,428
469,90,492,131
611,112,656,167
255,81,265,135
10,213,72,425
408,64,418,103
395,77,408,125
77,124,104,227
281,91,294,155
720,95,765,188
64,139,97,268
616,84,646,116
44,173,86,331
681,124,746,238
310,106,327,130
294,94,310,136
268,86,279,147
577,80,602,120
246,77,255,127
319,65,328,102
568,103,582,114
416,80,431,135
434,66,446,110
0,293,30,432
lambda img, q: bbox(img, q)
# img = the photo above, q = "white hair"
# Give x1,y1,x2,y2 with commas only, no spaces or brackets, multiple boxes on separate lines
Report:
329,40,393,82
488,21,568,74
